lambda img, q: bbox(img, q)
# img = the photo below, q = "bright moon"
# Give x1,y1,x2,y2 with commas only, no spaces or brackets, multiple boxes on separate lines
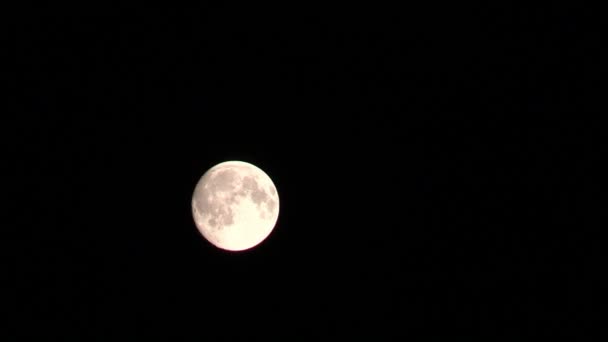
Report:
191,161,280,251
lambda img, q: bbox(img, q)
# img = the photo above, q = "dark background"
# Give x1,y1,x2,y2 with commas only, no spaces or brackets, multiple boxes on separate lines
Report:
6,4,602,339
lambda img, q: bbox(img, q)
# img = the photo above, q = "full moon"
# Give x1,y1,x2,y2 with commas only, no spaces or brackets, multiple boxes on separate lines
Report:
191,161,280,251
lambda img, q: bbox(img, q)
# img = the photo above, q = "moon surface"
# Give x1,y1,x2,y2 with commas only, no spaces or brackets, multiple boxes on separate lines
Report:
191,161,280,251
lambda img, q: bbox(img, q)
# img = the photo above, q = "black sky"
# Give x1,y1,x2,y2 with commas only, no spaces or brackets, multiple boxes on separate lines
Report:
6,5,602,339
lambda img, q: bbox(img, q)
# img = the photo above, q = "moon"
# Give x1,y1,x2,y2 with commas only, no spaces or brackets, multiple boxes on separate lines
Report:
191,161,280,251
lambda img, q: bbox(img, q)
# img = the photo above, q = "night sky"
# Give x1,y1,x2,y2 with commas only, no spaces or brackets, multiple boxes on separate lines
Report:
7,5,601,339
